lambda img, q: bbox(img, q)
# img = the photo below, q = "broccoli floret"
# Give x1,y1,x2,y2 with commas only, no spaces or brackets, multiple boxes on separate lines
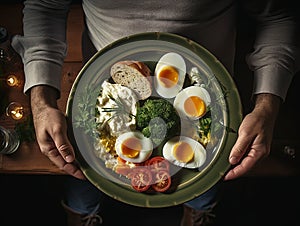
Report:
136,98,180,146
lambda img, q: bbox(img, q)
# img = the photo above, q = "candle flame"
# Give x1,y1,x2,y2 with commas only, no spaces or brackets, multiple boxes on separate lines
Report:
11,108,24,120
6,102,24,120
6,75,19,87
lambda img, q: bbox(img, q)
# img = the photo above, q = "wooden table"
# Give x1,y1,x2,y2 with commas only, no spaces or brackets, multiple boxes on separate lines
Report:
0,62,85,174
0,2,84,175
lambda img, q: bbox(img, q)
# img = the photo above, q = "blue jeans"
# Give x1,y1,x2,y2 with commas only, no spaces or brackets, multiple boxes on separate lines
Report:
64,176,103,214
64,176,220,214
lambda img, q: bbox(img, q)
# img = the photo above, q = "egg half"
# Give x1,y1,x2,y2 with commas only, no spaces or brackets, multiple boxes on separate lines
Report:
115,131,153,163
154,52,186,98
163,136,206,169
174,86,211,120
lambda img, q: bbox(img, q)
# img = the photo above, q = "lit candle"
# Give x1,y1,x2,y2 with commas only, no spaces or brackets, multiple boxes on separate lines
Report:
6,102,24,120
6,74,19,87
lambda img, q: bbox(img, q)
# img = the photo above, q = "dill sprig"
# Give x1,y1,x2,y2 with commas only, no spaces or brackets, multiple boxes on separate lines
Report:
73,85,99,137
101,93,135,118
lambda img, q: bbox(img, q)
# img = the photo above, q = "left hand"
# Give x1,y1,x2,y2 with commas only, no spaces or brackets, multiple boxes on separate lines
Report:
224,94,281,180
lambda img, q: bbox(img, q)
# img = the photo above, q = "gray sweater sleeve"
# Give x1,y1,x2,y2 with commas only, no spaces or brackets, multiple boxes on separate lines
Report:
243,0,298,101
11,0,72,97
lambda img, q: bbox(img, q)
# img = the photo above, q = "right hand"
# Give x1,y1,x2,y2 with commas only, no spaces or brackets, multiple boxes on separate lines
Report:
30,86,85,180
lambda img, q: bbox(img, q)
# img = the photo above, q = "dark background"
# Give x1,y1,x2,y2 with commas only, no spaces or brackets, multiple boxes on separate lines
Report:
0,174,299,226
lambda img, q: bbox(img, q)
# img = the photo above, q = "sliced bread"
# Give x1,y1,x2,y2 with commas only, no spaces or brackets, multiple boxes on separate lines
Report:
110,61,152,100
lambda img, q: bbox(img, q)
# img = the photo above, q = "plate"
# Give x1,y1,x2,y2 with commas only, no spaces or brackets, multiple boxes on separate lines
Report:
66,32,242,208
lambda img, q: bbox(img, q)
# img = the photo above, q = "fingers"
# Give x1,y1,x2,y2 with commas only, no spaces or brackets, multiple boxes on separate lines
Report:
53,132,86,179
228,135,251,165
225,134,266,180
63,163,86,179
224,154,257,180
49,132,86,179
224,100,276,181
225,120,262,180
36,122,85,180
30,94,85,179
53,133,75,163
225,136,255,180
45,147,86,180
47,117,86,179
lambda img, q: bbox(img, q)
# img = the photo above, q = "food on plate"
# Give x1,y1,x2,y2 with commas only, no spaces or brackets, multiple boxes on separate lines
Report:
145,156,171,192
196,116,212,147
136,98,181,146
173,86,211,120
154,52,186,98
95,80,138,137
114,157,133,177
151,170,171,192
129,156,172,193
93,55,214,194
110,60,152,100
94,80,139,168
114,155,172,193
115,131,153,163
145,156,170,172
130,167,153,192
163,136,207,169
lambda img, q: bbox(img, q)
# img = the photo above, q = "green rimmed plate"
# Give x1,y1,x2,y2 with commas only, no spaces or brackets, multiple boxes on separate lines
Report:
66,32,242,208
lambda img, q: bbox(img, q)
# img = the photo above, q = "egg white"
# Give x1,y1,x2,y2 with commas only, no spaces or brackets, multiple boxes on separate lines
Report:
162,136,206,169
154,52,186,98
173,86,211,120
115,131,153,163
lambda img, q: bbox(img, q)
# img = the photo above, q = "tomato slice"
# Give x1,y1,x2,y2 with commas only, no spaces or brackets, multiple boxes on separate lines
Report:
145,156,170,172
130,167,152,192
152,170,171,192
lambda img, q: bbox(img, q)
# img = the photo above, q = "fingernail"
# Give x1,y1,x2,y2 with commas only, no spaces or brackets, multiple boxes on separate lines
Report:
229,156,237,164
65,155,74,162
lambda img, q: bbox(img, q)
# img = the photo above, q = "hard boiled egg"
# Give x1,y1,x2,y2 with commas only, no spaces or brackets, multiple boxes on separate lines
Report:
115,131,153,163
163,136,206,169
173,86,211,120
154,52,186,98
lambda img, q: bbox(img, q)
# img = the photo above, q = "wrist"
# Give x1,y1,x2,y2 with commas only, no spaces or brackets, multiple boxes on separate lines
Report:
30,85,59,112
253,93,281,116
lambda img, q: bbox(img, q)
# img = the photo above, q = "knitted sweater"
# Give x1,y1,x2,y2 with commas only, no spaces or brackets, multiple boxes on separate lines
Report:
12,0,298,100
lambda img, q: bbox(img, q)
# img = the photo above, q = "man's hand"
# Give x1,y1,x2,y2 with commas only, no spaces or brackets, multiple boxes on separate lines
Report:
30,85,85,180
224,94,281,180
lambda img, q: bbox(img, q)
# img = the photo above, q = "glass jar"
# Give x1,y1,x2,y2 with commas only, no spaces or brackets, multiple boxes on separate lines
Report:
0,125,20,155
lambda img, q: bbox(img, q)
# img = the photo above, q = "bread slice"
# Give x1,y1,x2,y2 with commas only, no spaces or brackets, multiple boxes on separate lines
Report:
110,61,152,100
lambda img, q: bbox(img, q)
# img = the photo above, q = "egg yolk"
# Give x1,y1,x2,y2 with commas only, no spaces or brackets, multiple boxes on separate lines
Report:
173,141,194,163
121,137,142,158
184,96,206,118
158,65,179,88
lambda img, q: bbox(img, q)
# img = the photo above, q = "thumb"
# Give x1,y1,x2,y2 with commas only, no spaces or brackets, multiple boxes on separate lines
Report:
229,136,250,165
